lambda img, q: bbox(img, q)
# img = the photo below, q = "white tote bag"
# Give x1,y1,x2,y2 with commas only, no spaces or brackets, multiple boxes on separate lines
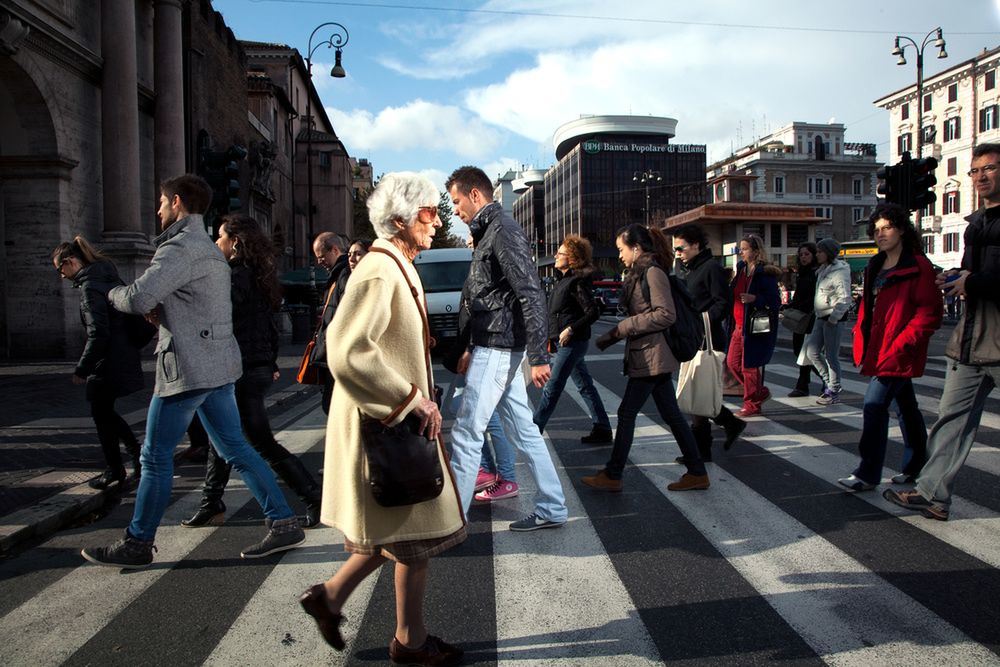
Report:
676,312,723,418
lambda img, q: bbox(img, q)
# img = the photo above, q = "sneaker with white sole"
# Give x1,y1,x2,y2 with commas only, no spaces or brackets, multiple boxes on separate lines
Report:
474,468,498,492
816,388,841,406
837,474,876,492
81,531,156,569
241,517,305,558
474,479,519,502
509,513,565,532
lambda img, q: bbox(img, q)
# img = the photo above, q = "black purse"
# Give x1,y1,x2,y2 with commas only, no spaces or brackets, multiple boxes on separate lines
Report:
359,411,444,507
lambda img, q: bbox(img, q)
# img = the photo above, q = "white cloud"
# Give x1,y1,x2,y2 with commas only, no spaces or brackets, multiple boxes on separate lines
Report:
325,100,503,160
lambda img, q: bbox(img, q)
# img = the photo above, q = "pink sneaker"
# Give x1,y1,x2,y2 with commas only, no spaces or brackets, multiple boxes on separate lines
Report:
474,479,519,502
474,468,498,492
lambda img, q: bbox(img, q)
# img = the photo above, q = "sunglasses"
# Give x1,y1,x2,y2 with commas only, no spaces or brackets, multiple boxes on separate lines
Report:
674,245,689,252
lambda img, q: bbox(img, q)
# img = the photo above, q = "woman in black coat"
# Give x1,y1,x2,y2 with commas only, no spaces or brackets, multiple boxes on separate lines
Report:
672,224,746,460
53,236,144,489
182,215,323,528
787,242,819,397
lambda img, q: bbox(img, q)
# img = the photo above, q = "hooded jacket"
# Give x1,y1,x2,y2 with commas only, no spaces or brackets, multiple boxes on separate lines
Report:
459,202,549,366
813,259,852,322
853,249,942,377
945,205,1000,365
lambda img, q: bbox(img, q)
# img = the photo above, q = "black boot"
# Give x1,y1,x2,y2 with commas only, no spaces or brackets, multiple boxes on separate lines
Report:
126,441,142,480
581,425,613,445
274,456,323,528
181,500,226,527
182,446,231,527
676,421,712,464
716,407,747,451
89,468,126,490
788,365,812,397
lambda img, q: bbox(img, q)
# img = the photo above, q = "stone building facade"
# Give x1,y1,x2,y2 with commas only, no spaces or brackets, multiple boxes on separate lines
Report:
874,45,1000,269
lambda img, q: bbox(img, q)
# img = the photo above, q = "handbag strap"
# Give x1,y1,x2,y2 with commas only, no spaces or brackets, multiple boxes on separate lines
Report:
367,246,434,400
702,311,713,351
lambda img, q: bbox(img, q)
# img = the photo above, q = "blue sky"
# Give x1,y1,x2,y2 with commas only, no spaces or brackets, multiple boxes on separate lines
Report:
217,0,1000,197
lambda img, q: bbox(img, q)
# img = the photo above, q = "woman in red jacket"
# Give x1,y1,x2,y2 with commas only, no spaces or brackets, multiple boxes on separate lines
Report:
838,204,943,491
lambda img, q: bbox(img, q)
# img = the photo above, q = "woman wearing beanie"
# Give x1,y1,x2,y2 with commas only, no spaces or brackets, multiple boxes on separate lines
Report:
805,237,852,405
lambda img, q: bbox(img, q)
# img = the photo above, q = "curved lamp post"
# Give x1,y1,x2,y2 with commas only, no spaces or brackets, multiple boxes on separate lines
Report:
633,170,661,226
892,28,947,160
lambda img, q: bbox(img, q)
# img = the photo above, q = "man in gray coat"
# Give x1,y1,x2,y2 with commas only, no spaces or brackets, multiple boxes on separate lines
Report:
81,174,304,569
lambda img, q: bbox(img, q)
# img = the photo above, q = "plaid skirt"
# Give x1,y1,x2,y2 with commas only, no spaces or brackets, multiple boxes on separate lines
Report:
344,526,467,564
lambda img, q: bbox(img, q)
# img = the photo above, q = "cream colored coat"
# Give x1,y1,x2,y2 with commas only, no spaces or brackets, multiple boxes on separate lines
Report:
320,239,464,545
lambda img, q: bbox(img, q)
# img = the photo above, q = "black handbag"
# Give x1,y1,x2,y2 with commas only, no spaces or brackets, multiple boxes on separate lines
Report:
749,307,772,335
359,411,444,507
780,307,814,335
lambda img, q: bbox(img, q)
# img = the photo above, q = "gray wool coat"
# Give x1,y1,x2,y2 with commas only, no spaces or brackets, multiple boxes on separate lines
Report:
109,214,242,397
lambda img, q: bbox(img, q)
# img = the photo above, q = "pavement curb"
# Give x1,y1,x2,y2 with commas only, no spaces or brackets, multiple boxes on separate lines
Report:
0,383,319,555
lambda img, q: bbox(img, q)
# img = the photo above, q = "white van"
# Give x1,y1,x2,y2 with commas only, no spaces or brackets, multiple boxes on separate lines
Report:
413,247,473,346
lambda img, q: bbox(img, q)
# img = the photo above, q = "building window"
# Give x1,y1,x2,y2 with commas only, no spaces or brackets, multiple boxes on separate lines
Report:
318,151,331,168
923,93,933,112
987,70,996,91
901,103,909,120
944,117,961,142
774,175,785,195
770,224,782,248
814,207,832,219
922,125,936,144
808,176,831,197
898,133,912,154
852,206,866,222
944,232,961,253
948,83,958,103
947,157,957,176
852,177,864,196
787,224,808,248
944,190,960,215
922,200,936,217
923,236,935,255
980,104,999,132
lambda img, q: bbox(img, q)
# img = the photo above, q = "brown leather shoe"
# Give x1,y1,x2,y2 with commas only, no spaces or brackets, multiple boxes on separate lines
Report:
299,584,345,650
667,473,710,491
389,634,463,666
580,470,623,492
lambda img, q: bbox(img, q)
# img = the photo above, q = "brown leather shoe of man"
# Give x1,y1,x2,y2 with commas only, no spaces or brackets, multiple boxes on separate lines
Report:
667,473,710,491
389,634,463,666
580,470,623,492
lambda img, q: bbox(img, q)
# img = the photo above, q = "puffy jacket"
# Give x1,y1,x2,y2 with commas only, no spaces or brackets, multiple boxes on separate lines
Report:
813,259,852,322
729,261,782,368
313,253,351,368
547,268,599,345
612,254,678,377
676,248,730,352
73,261,144,400
230,264,279,372
460,202,549,366
109,214,242,397
946,205,1000,365
853,249,942,377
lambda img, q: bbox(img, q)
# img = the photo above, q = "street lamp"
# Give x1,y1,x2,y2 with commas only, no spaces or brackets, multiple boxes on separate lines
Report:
633,170,661,226
303,22,349,265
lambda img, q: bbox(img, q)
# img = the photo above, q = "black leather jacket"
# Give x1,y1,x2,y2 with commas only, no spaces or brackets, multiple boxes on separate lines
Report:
230,264,279,371
314,253,350,367
460,202,549,366
547,268,599,345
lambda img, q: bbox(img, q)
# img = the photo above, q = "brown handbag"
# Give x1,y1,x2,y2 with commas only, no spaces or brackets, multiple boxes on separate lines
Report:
296,282,337,385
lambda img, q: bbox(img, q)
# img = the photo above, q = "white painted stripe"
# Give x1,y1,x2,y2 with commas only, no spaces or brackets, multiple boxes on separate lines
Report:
580,379,1000,665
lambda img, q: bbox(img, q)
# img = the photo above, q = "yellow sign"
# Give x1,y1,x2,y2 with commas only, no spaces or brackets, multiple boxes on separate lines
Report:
842,247,877,256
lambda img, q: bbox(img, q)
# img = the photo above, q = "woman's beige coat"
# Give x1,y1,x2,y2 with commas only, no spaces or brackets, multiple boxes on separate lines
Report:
320,239,464,545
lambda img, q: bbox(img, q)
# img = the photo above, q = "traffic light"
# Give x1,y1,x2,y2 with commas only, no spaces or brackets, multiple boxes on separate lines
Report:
909,157,938,211
876,163,901,205
537,238,545,256
198,145,246,214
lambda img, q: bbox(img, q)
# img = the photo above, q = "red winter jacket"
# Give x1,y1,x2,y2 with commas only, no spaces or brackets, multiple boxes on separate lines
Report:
852,250,943,377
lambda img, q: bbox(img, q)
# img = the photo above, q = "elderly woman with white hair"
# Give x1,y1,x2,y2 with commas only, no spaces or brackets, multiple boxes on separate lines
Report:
299,172,466,666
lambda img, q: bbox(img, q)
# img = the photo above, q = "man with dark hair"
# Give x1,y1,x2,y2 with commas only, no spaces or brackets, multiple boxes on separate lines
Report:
672,223,746,460
446,165,568,531
81,174,304,568
886,143,1000,520
310,231,351,413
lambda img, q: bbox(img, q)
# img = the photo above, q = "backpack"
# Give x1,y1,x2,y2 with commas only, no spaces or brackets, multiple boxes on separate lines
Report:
639,267,704,363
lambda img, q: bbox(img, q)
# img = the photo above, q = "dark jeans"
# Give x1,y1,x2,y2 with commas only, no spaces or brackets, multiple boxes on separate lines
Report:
854,377,928,485
89,390,139,474
605,373,706,479
203,366,294,503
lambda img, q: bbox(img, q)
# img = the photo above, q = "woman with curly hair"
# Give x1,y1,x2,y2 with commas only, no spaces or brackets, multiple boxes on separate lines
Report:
181,214,323,528
533,234,613,444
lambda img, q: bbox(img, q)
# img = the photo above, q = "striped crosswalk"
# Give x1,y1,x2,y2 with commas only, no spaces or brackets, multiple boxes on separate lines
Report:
1,339,999,666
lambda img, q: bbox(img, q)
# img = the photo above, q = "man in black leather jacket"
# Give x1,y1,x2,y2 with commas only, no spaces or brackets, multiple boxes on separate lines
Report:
445,166,567,532
311,232,351,413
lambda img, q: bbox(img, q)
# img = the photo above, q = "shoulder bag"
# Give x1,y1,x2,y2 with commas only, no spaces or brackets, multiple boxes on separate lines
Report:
749,307,772,335
676,312,723,418
780,307,814,335
296,282,336,385
358,247,445,507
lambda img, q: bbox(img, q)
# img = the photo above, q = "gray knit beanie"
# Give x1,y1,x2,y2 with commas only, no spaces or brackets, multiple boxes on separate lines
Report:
817,237,841,258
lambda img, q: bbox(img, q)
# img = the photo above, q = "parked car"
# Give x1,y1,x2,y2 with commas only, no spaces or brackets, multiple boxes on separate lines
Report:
592,280,622,315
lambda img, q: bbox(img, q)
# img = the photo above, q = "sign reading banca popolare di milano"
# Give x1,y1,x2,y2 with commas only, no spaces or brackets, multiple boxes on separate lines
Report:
582,141,706,154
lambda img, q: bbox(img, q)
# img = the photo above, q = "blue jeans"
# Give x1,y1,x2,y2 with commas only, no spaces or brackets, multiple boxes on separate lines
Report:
854,377,927,485
129,384,294,541
480,411,517,481
917,361,1000,508
805,318,844,392
606,373,706,479
533,338,611,432
450,346,567,522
